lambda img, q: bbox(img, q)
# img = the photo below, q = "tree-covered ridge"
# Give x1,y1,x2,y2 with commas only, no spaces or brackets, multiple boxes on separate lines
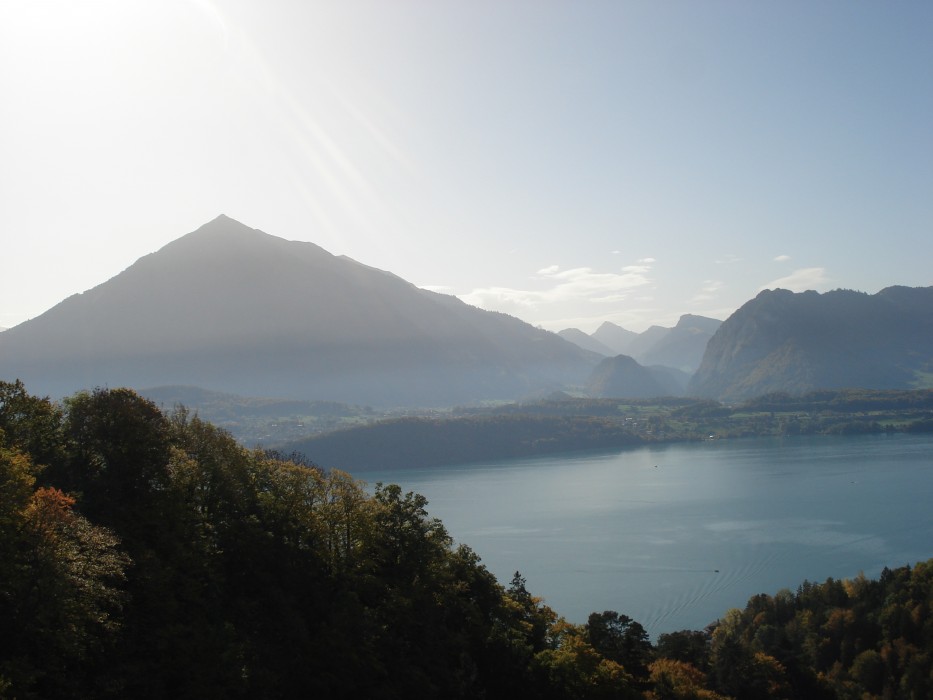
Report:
696,563,933,699
286,389,933,472
0,381,650,699
1,380,931,699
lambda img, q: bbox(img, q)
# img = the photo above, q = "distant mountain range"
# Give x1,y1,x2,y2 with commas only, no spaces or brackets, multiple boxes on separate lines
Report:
0,215,598,406
690,286,933,402
560,314,722,373
2,216,930,408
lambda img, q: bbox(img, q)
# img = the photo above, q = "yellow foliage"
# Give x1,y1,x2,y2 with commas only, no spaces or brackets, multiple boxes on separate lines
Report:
647,658,729,700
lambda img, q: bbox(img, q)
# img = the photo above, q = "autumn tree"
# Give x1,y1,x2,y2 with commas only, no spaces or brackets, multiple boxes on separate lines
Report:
0,446,127,698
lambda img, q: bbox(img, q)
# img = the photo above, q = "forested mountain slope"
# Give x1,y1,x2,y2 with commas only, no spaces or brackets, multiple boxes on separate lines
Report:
690,286,933,402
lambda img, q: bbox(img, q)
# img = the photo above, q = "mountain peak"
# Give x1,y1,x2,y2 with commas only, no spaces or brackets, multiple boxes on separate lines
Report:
0,217,597,405
154,215,321,263
188,214,262,238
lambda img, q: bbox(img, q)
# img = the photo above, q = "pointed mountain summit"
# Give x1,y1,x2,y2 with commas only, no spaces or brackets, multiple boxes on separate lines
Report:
0,216,598,405
591,321,638,355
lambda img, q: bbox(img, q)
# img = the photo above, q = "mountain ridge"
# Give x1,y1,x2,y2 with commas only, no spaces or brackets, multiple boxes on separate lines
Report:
689,286,933,401
0,216,598,406
562,314,722,372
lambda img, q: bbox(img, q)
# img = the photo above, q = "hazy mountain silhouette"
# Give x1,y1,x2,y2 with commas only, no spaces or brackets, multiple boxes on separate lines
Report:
557,328,614,356
591,321,638,355
564,315,721,373
586,355,690,399
690,286,933,402
0,215,599,406
643,314,722,372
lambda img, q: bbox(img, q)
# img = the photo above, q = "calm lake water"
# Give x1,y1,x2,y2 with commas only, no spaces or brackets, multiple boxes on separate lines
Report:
357,433,933,637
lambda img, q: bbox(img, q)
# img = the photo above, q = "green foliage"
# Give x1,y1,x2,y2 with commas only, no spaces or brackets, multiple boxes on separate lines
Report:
2,381,932,700
2,383,625,698
586,611,653,681
695,564,933,699
0,379,64,470
0,447,128,699
655,630,711,672
531,624,637,700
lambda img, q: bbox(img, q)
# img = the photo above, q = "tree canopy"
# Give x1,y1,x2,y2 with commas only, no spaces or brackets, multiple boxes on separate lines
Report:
0,380,930,699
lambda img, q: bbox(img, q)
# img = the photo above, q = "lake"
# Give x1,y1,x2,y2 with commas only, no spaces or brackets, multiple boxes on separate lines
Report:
356,432,933,637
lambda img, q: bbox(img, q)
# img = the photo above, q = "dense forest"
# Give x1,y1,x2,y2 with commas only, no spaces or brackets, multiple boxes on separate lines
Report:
1,380,931,699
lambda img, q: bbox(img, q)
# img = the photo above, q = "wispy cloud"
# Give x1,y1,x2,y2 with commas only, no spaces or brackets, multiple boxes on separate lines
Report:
773,254,791,262
715,254,741,265
459,262,655,315
691,279,723,303
760,267,830,292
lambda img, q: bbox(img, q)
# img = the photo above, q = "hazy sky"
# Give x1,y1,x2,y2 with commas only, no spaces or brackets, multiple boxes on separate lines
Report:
2,1,931,333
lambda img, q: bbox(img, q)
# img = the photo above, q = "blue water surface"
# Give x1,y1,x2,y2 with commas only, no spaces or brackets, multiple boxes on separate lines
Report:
357,433,933,636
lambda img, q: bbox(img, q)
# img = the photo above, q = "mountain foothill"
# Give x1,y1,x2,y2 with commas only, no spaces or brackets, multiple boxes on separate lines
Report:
1,214,931,407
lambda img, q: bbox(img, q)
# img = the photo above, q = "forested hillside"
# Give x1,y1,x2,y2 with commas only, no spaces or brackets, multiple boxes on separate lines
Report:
1,380,931,699
286,390,933,472
690,286,933,402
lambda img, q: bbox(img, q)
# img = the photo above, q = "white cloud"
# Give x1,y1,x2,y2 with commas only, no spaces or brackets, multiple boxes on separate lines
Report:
537,265,653,297
773,254,791,262
759,267,830,292
459,261,655,316
459,286,542,309
715,254,741,265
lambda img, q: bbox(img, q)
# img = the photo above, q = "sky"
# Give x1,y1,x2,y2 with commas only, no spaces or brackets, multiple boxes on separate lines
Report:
1,1,931,334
